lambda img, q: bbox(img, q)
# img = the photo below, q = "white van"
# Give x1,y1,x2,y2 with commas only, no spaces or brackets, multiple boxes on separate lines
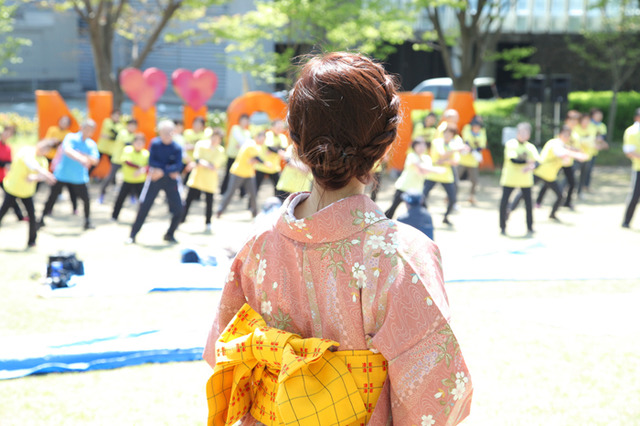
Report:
411,77,499,111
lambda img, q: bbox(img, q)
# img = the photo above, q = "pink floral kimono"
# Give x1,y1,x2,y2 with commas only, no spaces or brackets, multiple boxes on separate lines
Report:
204,193,472,425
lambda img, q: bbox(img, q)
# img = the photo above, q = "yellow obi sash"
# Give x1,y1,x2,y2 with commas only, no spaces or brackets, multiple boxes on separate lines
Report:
206,304,388,426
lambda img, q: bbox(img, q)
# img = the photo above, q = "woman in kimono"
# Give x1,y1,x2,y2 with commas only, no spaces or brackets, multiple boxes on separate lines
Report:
204,52,472,426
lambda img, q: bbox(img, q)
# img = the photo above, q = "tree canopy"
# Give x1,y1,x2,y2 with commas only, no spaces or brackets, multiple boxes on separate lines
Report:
0,1,31,75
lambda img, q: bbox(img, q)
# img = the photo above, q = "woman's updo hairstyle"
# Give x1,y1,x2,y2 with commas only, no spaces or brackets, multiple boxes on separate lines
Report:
287,52,401,191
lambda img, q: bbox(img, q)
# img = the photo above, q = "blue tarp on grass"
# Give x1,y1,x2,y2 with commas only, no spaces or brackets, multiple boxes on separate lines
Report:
0,327,208,380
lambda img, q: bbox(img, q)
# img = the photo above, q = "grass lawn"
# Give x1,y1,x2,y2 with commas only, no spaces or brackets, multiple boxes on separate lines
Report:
1,166,639,425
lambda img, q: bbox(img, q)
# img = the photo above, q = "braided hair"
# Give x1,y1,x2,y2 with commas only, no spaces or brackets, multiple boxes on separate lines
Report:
287,52,401,191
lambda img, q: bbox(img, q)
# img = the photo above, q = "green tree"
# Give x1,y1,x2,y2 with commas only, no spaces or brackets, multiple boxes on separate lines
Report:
197,0,416,90
0,1,31,75
36,0,226,106
415,0,514,91
567,0,640,140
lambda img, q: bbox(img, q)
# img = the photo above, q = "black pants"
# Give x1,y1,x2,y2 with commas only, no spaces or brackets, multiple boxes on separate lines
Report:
385,189,405,219
220,157,236,195
423,180,456,220
130,176,183,239
100,163,121,196
183,187,214,224
500,186,533,232
0,190,36,246
41,181,90,222
255,171,287,200
112,182,144,220
576,160,590,195
511,177,563,218
0,182,24,220
623,170,640,226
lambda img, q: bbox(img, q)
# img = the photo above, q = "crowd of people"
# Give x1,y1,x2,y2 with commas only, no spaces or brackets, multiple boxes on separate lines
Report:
0,98,639,248
388,106,640,236
0,112,314,248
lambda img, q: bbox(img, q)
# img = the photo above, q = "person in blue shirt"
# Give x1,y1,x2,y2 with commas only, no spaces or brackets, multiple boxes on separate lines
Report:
127,120,184,244
39,120,99,230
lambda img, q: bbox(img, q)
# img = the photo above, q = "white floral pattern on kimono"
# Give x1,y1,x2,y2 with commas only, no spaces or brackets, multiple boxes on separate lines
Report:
204,192,472,425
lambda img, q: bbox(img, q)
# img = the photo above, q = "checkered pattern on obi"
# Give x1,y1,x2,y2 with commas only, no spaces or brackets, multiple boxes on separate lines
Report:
206,304,388,425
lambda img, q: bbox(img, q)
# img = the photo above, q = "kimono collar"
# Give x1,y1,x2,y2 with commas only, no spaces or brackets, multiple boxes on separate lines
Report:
276,192,389,243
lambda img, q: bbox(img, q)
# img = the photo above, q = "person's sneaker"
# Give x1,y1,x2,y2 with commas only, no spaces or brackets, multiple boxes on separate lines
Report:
36,219,45,230
622,222,630,229
563,203,575,211
205,223,212,232
129,195,137,205
21,217,29,222
125,237,135,244
98,195,105,204
84,221,95,230
72,209,78,215
535,203,541,209
163,234,178,244
526,229,535,237
500,228,507,236
27,241,36,249
442,217,453,226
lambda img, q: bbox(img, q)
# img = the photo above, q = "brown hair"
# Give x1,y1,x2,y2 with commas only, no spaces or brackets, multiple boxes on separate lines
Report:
287,52,400,191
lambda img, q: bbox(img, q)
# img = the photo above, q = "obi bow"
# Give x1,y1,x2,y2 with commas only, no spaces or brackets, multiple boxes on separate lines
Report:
206,303,386,426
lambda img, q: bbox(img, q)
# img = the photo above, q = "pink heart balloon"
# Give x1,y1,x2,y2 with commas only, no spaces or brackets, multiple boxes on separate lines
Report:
172,68,218,110
119,67,168,110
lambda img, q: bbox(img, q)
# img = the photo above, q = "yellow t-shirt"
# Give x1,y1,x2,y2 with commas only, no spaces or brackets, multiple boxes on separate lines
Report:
44,126,71,160
255,131,288,174
3,146,48,198
534,138,566,182
426,137,459,184
500,139,540,188
186,140,226,193
572,124,598,161
183,129,206,163
120,145,149,184
395,152,431,192
111,129,135,165
623,123,640,171
230,140,260,178
459,125,487,168
411,123,438,143
226,125,252,159
97,118,119,156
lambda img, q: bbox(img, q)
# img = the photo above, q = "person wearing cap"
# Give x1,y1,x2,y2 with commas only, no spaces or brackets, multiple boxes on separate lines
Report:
458,116,487,205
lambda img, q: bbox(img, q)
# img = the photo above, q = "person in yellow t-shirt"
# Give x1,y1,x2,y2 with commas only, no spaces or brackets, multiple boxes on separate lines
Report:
579,108,609,195
221,114,252,194
111,133,149,221
255,119,289,200
0,140,56,248
385,139,445,219
573,113,599,199
622,108,640,228
99,119,138,203
182,116,209,176
510,126,588,222
182,128,227,230
275,144,313,198
43,115,72,161
0,125,25,221
458,116,487,205
499,122,540,236
423,126,462,226
411,112,438,150
217,131,269,218
96,109,121,162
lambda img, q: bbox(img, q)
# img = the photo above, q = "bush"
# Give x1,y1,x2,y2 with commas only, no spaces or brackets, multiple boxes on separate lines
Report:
568,91,640,141
474,97,521,118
